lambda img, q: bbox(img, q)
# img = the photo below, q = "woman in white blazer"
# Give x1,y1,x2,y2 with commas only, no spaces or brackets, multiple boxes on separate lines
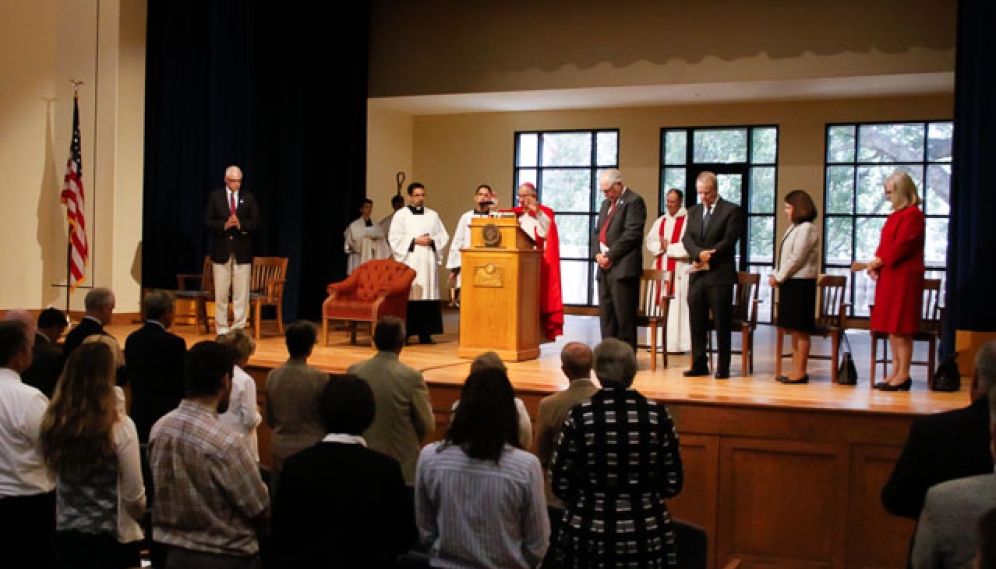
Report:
769,190,820,384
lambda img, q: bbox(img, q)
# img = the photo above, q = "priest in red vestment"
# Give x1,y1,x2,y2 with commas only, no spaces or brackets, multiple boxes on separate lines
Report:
510,183,564,341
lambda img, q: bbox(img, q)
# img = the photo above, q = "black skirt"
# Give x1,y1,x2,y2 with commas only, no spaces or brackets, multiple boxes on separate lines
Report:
778,278,816,332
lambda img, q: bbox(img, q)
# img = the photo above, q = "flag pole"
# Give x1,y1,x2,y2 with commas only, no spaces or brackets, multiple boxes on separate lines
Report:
66,80,84,321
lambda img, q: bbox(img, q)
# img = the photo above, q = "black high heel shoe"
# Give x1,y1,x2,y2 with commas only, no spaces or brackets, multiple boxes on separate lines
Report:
875,378,912,391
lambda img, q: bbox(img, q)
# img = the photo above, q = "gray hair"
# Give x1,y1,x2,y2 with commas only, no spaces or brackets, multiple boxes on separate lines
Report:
143,289,175,321
84,288,115,312
470,351,507,374
593,338,637,388
599,169,623,186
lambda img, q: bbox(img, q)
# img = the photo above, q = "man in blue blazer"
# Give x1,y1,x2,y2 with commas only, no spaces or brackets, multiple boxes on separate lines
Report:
202,165,260,334
592,169,647,352
682,171,743,379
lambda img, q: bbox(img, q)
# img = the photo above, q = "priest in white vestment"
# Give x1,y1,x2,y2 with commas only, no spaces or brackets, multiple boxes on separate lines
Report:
344,199,391,274
645,188,691,353
446,184,497,301
389,182,450,344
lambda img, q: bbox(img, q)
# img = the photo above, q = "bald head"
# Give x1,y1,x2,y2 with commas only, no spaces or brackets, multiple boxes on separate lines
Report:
561,342,593,381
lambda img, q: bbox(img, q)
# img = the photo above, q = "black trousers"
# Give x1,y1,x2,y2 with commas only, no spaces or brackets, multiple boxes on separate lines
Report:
689,281,733,372
597,274,640,351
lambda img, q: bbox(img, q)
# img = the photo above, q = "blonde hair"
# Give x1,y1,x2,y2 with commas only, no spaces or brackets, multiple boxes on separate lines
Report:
885,171,922,210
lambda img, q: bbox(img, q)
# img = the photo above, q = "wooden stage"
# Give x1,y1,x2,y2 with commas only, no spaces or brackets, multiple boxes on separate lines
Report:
109,310,966,569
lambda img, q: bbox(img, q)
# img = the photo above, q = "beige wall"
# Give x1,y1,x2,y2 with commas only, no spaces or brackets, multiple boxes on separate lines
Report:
0,0,145,313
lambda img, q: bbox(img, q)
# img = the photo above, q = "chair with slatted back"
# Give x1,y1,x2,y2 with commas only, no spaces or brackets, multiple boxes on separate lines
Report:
775,274,848,383
248,256,289,341
637,269,673,371
869,278,943,387
708,272,761,375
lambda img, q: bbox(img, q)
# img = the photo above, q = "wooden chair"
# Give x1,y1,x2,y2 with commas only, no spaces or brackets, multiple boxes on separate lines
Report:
708,271,761,375
248,256,288,341
637,269,673,371
869,278,943,387
774,274,848,382
174,255,214,334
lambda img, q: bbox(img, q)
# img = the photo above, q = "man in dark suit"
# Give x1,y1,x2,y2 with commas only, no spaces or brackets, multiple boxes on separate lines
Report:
62,287,115,358
203,164,260,335
23,308,67,398
682,171,743,379
125,290,188,443
881,341,996,566
592,168,647,352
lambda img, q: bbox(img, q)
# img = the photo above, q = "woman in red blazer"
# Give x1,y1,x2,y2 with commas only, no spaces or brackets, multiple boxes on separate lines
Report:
866,171,926,391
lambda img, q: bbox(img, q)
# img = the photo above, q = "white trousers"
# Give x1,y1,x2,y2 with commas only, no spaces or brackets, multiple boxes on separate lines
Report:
213,257,251,333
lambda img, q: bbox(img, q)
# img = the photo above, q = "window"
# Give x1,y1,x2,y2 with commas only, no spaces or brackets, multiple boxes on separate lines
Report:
660,126,778,322
823,121,952,317
514,130,619,306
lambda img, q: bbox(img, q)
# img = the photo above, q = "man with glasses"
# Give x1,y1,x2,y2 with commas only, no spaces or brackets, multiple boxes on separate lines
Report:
203,165,260,335
592,169,647,352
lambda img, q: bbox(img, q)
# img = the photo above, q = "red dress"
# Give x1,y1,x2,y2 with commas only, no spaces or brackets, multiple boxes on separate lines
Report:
870,205,925,335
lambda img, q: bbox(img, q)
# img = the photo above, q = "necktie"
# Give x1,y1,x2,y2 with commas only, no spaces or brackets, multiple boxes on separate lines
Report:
701,205,712,240
229,192,237,216
599,200,616,245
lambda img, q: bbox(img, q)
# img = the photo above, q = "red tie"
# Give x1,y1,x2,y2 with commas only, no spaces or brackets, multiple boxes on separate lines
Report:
229,192,237,216
599,201,616,245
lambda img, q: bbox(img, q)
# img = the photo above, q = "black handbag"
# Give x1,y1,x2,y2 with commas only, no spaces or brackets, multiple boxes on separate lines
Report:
837,333,858,386
931,352,960,392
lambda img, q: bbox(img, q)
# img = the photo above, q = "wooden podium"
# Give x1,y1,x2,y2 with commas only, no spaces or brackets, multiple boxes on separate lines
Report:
457,216,542,362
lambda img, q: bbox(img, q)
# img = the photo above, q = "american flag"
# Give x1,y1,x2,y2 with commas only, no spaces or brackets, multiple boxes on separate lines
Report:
61,93,88,290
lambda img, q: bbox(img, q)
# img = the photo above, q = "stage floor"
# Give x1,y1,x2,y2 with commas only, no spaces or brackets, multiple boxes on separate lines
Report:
108,309,966,417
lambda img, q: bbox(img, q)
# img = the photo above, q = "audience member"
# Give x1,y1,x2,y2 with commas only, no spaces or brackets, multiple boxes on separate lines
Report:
549,338,684,568
416,368,549,568
910,383,996,569
347,316,434,484
265,321,328,490
272,374,416,568
217,329,262,461
125,290,188,443
534,342,598,508
40,341,146,569
149,341,269,569
0,319,57,569
63,287,115,358
24,308,68,397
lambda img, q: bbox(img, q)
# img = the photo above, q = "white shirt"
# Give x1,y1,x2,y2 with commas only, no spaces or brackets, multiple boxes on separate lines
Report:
0,367,55,496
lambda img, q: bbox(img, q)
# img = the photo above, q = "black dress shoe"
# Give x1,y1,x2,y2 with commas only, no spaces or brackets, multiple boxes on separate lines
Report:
875,378,912,391
683,368,710,377
714,370,730,380
782,375,809,385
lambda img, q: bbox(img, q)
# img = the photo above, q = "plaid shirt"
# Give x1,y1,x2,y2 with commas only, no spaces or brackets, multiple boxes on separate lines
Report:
150,400,269,556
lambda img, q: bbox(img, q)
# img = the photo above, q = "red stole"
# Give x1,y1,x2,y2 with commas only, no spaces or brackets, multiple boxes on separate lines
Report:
656,214,685,295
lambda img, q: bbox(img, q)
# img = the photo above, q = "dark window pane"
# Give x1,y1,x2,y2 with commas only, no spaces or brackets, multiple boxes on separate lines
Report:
925,218,948,266
927,122,953,162
560,260,590,305
824,217,853,265
826,166,855,215
555,214,595,259
749,217,774,264
664,130,687,165
751,127,777,164
925,164,951,216
542,133,592,167
517,134,538,167
858,124,925,163
596,132,618,167
855,216,886,261
541,169,592,213
827,125,856,163
693,129,747,163
750,167,775,214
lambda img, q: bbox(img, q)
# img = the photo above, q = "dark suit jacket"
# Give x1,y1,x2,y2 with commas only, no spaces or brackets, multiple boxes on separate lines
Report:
22,332,64,398
62,316,108,358
203,188,260,264
881,397,993,519
591,188,647,280
124,322,188,442
272,442,416,569
682,198,743,286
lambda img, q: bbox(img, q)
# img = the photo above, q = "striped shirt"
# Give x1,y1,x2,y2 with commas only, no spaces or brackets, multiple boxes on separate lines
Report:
415,442,549,569
149,400,268,556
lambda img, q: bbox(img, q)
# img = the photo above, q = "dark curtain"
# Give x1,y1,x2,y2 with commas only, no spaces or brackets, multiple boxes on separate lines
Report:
944,0,996,355
142,0,368,321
